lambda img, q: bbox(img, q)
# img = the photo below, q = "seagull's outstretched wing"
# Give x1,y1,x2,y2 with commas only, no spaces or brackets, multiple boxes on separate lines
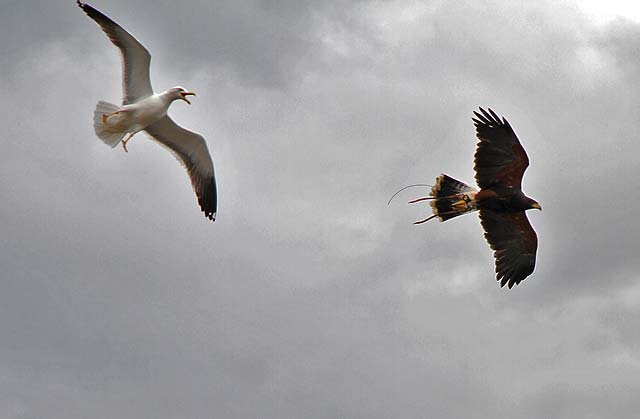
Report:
145,117,217,221
77,1,153,105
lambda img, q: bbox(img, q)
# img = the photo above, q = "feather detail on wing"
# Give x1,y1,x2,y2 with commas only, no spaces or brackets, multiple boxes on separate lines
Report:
77,1,153,105
479,209,537,288
145,116,217,221
472,107,529,190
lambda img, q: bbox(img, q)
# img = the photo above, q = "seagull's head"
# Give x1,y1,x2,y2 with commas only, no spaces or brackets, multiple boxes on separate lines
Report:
169,86,196,105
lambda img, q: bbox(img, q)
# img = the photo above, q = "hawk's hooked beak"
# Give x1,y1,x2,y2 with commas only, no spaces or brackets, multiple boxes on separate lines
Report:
532,202,542,211
180,91,196,105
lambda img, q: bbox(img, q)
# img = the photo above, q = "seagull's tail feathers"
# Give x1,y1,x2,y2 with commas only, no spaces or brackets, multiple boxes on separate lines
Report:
93,101,125,148
428,174,478,222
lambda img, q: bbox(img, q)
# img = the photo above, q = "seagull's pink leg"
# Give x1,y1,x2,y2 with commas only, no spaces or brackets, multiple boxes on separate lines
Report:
121,133,135,153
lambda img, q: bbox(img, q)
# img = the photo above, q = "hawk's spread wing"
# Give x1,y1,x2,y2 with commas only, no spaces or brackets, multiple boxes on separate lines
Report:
78,1,153,105
145,116,217,221
472,108,529,190
479,209,537,288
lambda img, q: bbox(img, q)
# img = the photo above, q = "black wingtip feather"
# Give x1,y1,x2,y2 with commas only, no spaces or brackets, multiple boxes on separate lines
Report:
76,1,123,35
197,180,217,222
473,110,489,124
474,107,511,130
487,108,500,121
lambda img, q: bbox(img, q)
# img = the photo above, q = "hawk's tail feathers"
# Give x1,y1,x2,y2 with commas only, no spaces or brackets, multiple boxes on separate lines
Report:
428,174,478,222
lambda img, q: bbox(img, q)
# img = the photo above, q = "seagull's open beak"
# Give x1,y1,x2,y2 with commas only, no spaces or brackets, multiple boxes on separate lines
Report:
532,202,542,211
180,91,196,105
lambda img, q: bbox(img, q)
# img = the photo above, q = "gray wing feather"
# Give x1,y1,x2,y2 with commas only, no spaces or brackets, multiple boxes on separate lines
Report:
78,1,153,104
145,116,217,221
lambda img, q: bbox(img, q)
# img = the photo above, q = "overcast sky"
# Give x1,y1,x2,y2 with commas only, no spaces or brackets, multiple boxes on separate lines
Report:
1,0,640,418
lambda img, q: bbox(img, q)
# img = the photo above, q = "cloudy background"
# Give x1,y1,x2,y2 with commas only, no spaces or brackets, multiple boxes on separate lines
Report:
1,0,640,417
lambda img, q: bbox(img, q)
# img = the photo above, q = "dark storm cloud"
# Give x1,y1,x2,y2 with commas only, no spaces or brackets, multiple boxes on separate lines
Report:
1,1,640,418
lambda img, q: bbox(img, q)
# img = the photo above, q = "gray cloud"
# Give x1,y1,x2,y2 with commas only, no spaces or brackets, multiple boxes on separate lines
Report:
1,0,640,418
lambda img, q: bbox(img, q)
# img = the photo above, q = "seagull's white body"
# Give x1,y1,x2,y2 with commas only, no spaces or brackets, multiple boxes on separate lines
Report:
103,93,172,134
78,1,218,221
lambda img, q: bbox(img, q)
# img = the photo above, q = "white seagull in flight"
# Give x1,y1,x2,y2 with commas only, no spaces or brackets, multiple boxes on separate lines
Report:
78,1,217,221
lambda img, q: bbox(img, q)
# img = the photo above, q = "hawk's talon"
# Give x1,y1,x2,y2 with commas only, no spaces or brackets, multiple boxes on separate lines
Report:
451,199,468,210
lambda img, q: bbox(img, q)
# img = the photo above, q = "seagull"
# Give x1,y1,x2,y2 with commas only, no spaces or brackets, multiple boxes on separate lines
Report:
77,1,217,221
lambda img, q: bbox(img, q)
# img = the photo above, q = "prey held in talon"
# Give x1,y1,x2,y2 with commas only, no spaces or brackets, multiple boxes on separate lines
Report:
392,108,541,288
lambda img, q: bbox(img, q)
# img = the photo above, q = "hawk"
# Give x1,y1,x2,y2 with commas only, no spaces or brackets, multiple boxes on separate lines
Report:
411,108,541,288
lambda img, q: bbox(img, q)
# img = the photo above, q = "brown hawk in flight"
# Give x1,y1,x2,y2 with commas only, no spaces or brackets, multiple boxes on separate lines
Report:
411,108,541,288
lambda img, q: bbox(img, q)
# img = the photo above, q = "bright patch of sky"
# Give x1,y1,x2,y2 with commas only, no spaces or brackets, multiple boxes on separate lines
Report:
573,0,640,24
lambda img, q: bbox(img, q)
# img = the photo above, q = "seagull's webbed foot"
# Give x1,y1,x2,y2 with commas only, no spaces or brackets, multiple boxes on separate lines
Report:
102,110,122,125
